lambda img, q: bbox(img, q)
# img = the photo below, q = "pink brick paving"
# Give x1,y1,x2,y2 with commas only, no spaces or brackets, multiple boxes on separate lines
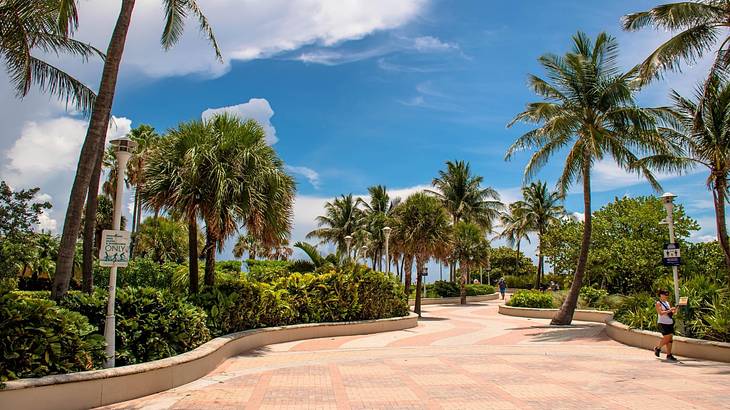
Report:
101,299,730,409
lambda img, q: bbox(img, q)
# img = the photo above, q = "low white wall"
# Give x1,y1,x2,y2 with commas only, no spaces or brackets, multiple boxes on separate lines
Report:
0,314,419,410
498,305,730,363
409,293,499,306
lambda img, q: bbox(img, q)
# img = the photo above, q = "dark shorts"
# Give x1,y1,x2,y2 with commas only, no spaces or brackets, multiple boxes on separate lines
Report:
659,323,674,336
499,288,506,294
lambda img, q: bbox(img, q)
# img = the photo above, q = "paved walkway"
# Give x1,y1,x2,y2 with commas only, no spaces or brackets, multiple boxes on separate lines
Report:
104,299,730,409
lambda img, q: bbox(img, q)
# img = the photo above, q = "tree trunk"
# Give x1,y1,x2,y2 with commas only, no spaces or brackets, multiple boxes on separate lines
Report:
552,161,592,325
82,138,108,294
203,224,216,286
414,255,424,316
712,176,730,284
460,261,468,305
187,216,199,294
52,0,137,300
515,240,521,274
403,254,413,297
535,234,543,289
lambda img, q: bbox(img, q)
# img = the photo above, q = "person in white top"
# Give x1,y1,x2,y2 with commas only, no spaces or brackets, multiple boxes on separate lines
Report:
654,289,679,362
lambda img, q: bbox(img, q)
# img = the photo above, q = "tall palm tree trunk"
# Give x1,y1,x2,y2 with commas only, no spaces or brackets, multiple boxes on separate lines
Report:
515,240,521,273
81,145,105,294
414,255,424,316
535,234,543,289
187,216,199,293
52,0,137,300
203,224,216,286
552,163,591,325
460,260,468,305
712,176,730,283
403,255,413,297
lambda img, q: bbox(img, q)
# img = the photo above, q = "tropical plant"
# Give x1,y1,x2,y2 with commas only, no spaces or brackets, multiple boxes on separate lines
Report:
53,0,222,300
0,0,101,112
394,192,452,315
133,216,195,264
511,181,565,288
450,222,490,304
507,289,554,308
307,194,363,255
623,1,730,84
498,203,532,273
359,185,400,270
506,32,678,324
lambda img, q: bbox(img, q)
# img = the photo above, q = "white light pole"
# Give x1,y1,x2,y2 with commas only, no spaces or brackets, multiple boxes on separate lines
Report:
345,235,353,262
661,192,680,304
383,226,392,273
360,245,368,264
104,137,136,368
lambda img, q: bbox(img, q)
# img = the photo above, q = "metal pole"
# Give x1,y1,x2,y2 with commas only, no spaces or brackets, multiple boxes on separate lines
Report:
385,235,389,274
665,203,680,304
103,149,131,368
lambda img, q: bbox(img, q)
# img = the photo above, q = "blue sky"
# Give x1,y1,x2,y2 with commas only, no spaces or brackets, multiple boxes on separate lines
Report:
0,0,719,271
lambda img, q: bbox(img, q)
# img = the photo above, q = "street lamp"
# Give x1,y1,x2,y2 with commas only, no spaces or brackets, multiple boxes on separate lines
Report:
344,235,353,261
661,192,680,304
383,226,392,273
360,245,368,263
104,136,137,368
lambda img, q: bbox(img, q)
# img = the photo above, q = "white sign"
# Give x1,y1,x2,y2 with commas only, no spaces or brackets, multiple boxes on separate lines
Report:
99,230,131,267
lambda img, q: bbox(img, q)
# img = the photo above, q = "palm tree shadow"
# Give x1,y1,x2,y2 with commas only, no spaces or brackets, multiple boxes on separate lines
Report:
517,324,612,343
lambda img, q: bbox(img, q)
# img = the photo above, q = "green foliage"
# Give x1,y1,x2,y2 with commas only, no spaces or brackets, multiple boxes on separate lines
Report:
579,286,608,307
507,289,553,308
216,260,242,274
465,284,495,296
613,293,657,332
432,280,460,297
133,217,194,264
488,247,536,278
246,259,293,282
289,259,316,273
118,258,179,290
0,290,106,382
542,196,699,294
503,275,534,289
60,288,210,366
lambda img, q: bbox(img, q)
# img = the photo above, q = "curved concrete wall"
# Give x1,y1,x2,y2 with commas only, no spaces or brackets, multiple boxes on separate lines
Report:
409,293,499,306
0,314,419,410
498,305,729,363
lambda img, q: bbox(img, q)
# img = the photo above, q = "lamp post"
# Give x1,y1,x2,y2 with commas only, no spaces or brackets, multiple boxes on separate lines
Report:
661,192,681,304
345,235,353,261
383,226,392,273
104,136,136,368
360,245,368,264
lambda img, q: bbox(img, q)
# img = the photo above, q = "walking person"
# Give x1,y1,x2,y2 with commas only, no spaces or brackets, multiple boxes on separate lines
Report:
498,277,507,300
654,289,679,362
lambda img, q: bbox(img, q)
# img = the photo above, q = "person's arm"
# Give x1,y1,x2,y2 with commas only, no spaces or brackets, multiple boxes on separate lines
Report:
656,302,670,316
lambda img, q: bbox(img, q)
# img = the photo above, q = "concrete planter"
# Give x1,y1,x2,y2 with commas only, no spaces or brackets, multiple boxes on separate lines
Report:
498,304,730,363
0,313,418,410
409,293,499,306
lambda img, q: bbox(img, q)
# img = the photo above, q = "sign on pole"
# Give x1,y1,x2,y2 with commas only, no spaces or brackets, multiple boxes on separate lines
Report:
662,243,681,266
99,230,131,267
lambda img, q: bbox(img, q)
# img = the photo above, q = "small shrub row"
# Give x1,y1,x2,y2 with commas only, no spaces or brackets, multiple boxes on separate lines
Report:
507,289,554,308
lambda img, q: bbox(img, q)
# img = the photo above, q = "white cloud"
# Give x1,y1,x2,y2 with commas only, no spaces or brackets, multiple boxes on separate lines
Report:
286,166,321,189
69,0,428,79
202,98,278,145
36,209,58,233
589,158,701,193
411,36,457,52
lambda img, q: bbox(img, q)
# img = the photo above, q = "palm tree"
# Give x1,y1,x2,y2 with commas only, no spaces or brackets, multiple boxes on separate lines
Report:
451,222,490,304
394,192,452,315
359,185,400,271
307,194,362,255
512,182,565,288
233,233,260,260
1,0,102,112
53,0,222,299
506,32,676,325
430,160,503,281
639,72,730,282
623,1,730,85
498,204,531,274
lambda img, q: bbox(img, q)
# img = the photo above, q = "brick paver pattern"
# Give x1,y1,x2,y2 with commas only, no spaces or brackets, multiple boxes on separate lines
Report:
103,299,730,409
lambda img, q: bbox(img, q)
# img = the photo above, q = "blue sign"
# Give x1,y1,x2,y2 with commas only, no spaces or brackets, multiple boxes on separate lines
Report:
662,243,681,266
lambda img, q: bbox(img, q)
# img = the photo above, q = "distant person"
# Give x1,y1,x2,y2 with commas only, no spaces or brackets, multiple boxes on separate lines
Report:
654,289,679,362
473,279,480,285
498,277,507,300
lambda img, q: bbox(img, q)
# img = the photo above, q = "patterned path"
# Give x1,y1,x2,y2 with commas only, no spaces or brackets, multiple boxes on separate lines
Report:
103,299,730,409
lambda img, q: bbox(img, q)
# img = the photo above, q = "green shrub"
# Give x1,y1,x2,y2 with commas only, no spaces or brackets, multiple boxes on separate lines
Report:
246,259,292,282
0,290,106,381
60,288,210,366
350,267,408,319
465,284,495,296
507,289,553,308
503,275,534,289
289,259,316,273
432,280,460,297
579,286,608,307
216,260,242,274
613,293,657,332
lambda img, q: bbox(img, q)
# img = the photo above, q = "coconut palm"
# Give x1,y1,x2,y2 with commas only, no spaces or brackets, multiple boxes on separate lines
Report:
623,1,730,84
359,185,400,270
451,222,490,304
1,0,102,112
638,72,730,282
394,192,452,315
53,0,222,299
498,204,531,274
307,194,363,255
512,181,565,288
506,32,677,325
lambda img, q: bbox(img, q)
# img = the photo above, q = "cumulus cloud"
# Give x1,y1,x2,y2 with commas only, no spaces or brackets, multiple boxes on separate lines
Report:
36,210,58,233
411,36,458,52
588,158,701,193
286,166,321,189
202,98,278,145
